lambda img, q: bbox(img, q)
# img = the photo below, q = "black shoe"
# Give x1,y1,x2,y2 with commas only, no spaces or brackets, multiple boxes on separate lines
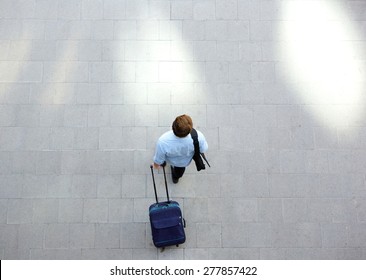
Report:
171,166,179,184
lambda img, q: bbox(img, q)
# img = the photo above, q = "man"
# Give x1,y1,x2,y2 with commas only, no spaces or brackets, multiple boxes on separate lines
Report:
153,114,208,183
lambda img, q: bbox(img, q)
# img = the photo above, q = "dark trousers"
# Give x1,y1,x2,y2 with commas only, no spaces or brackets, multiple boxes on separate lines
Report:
171,166,186,180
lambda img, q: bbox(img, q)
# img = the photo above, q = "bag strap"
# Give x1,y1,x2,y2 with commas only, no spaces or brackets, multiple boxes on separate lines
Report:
201,153,211,168
190,128,211,167
150,164,170,203
190,128,200,155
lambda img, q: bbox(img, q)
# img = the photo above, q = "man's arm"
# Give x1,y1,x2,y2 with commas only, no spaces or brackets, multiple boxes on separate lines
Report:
153,140,166,169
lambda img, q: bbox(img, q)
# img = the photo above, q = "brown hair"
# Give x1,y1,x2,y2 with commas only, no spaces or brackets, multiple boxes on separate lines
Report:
172,114,193,137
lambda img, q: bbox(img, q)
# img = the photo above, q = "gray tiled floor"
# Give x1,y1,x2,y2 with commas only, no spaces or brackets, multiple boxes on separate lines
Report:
1,0,366,260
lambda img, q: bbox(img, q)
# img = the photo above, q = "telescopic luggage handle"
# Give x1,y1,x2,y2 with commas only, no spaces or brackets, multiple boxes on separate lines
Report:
150,164,170,204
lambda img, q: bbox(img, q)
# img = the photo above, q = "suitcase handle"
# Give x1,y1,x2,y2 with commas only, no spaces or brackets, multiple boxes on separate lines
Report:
150,164,170,204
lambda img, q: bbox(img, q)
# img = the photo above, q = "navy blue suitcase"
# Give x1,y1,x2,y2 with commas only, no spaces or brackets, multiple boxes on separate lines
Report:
149,165,186,248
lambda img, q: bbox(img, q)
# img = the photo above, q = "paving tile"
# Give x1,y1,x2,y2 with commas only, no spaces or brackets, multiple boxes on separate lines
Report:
0,175,23,198
78,41,103,62
193,0,215,20
240,42,262,61
135,62,158,82
104,0,126,19
74,128,99,150
242,174,270,197
83,199,109,223
206,61,228,83
81,0,103,20
4,248,30,260
136,20,159,40
64,106,88,127
322,223,349,248
217,42,240,62
36,151,62,174
171,0,193,20
81,249,133,260
183,21,205,41
132,248,158,260
58,199,83,223
87,105,110,127
99,127,123,150
30,249,82,260
7,199,33,224
18,224,45,249
75,83,100,104
184,248,209,260
122,175,146,198
24,129,51,151
0,152,12,174
216,0,237,20
222,223,247,248
122,127,147,149
192,174,221,198
208,248,260,260
110,151,135,174
108,199,134,223
2,0,366,260
232,248,260,260
158,248,184,260
196,223,221,248
258,198,283,223
348,224,366,248
208,198,258,223
100,84,124,104
69,224,95,249
95,223,120,249
246,223,272,248
282,198,308,223
182,218,197,248
147,83,171,105
110,105,135,126
319,249,363,260
32,199,59,223
133,198,151,223
120,222,146,249
0,224,18,248
49,128,74,150
355,199,366,222
46,175,73,198
270,223,322,248
135,105,158,126
97,175,122,198
183,198,208,223
44,224,69,249
0,199,7,223
227,21,250,41
72,175,97,198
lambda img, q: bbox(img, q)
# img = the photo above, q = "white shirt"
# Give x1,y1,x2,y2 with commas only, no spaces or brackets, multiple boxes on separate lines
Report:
153,130,208,167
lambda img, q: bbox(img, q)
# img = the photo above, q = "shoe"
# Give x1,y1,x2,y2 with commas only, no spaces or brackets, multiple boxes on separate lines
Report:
171,166,179,184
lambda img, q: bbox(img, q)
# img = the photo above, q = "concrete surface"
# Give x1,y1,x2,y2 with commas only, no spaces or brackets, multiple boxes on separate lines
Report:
1,0,366,259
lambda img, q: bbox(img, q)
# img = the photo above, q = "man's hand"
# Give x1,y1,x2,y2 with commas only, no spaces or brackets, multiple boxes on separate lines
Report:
153,162,161,169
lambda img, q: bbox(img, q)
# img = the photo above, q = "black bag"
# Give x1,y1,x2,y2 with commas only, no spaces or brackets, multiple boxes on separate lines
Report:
190,128,210,171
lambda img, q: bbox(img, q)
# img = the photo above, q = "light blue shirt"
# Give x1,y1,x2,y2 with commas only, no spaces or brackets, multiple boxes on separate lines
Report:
153,130,208,167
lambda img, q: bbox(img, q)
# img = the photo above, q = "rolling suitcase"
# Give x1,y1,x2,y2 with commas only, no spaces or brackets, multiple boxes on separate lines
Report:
149,164,186,248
